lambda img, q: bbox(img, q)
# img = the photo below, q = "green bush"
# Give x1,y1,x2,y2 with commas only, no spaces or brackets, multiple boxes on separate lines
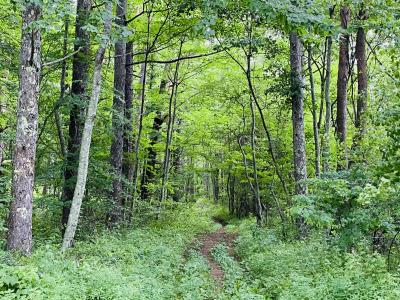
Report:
290,170,400,249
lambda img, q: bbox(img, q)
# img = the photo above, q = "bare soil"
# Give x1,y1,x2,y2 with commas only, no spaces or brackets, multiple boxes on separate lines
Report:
196,226,237,283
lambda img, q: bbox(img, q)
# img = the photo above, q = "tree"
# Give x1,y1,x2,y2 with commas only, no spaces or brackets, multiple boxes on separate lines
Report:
289,32,307,195
7,2,42,254
354,7,368,141
307,45,320,177
160,39,183,203
61,0,91,229
61,1,113,251
336,6,350,170
109,0,127,225
122,40,134,211
322,6,335,173
249,97,263,225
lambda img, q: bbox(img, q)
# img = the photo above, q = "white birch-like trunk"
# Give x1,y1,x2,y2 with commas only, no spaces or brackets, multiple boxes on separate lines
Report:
61,2,113,251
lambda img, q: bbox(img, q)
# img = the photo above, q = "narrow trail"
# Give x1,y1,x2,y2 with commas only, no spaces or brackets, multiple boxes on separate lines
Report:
196,218,237,284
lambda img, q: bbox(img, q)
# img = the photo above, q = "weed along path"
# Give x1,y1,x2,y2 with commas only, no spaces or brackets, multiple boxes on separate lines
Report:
196,218,237,284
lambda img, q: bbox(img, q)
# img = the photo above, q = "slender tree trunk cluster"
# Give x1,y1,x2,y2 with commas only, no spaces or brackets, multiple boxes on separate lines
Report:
160,40,184,203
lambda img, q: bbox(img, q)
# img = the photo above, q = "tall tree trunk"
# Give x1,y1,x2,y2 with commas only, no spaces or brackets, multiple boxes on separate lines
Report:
160,40,183,203
109,0,127,225
140,112,163,200
211,169,219,204
307,45,321,177
171,145,183,202
289,32,307,195
171,119,183,202
249,97,263,225
61,3,113,251
140,73,168,201
354,8,368,142
131,59,147,210
62,0,91,229
0,93,7,175
243,41,264,224
317,42,326,131
0,137,4,171
321,6,335,173
7,3,41,255
336,6,350,170
323,34,333,173
122,41,134,210
227,173,235,215
55,17,69,159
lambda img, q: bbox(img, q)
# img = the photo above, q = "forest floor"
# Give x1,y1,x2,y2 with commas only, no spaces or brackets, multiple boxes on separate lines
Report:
1,200,398,299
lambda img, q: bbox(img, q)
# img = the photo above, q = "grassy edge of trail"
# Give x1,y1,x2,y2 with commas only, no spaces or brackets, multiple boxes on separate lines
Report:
0,199,222,300
219,219,400,300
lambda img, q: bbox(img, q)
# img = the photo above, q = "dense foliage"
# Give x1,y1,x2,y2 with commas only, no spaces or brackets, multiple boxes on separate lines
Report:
3,202,400,299
0,0,400,298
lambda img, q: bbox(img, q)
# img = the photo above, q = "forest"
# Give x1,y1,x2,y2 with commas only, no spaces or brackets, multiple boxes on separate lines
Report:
0,0,400,298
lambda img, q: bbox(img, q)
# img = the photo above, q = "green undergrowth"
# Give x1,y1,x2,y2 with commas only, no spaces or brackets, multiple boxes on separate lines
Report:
0,199,219,299
231,219,400,299
2,202,400,299
211,244,264,300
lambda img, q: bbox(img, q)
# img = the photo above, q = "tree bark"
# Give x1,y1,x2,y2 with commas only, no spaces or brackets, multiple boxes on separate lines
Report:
211,169,220,204
7,3,42,255
307,45,321,177
61,2,113,251
354,8,368,141
140,72,168,200
122,41,134,210
336,6,350,170
249,97,263,225
227,173,235,215
55,17,69,159
289,32,307,195
109,0,127,225
322,34,333,173
62,0,91,229
171,139,183,202
0,138,4,170
140,112,163,200
131,60,147,209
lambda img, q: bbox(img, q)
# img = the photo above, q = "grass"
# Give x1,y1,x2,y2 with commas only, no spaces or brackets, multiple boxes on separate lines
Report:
2,201,400,299
0,199,218,299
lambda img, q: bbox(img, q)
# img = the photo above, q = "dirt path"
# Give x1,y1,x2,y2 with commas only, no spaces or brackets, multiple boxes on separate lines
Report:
196,224,237,283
